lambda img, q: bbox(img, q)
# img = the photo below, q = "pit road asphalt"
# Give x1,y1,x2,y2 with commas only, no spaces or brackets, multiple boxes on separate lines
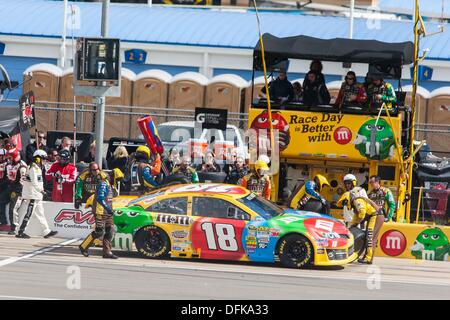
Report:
0,234,449,300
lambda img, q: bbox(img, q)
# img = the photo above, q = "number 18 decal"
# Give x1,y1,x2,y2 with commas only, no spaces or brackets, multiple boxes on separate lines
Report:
201,222,238,251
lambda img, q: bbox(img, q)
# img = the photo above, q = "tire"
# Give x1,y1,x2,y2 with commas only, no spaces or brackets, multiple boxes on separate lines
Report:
349,226,366,257
159,174,190,187
278,234,314,268
134,225,170,259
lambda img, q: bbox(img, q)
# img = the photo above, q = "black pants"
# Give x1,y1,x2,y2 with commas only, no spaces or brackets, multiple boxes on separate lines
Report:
0,189,9,225
80,214,115,255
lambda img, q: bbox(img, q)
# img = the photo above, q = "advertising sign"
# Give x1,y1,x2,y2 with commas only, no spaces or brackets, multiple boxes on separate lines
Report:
195,107,228,131
248,109,402,163
375,222,450,262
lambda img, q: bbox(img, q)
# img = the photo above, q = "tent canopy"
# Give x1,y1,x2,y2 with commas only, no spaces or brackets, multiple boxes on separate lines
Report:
253,34,414,71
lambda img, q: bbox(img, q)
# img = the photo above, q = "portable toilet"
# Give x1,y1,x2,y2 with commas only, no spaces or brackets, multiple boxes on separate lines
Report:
205,74,247,114
57,67,94,133
245,76,267,113
168,72,208,113
22,64,62,132
131,69,172,138
426,87,450,153
104,68,136,139
403,85,430,141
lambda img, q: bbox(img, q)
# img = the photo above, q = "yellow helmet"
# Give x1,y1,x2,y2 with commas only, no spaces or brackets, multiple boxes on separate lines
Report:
113,168,124,181
337,191,351,209
136,145,151,159
314,174,330,191
254,159,269,172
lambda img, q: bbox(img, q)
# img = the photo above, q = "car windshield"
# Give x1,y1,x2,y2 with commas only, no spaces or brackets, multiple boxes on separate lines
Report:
157,125,194,143
238,193,285,220
126,191,166,208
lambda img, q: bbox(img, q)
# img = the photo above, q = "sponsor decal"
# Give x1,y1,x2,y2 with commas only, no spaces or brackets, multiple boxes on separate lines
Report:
333,126,352,145
112,232,134,251
171,230,189,239
54,209,95,225
380,230,407,256
156,214,192,226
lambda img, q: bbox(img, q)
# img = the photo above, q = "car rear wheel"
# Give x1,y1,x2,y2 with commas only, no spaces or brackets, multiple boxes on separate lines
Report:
134,225,170,259
350,226,366,258
278,234,313,268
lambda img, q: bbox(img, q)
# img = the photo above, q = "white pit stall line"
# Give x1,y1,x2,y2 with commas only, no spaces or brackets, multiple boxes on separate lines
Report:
0,238,80,268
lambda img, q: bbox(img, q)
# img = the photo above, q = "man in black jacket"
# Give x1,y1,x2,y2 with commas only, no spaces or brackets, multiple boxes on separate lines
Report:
303,71,331,106
261,69,294,103
25,131,49,164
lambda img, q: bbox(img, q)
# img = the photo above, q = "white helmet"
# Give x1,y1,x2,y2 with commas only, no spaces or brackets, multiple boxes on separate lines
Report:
343,174,357,186
0,149,7,156
33,149,48,159
258,154,270,164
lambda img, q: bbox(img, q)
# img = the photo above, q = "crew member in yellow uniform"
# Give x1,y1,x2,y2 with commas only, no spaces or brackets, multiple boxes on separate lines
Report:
79,167,119,259
338,174,384,264
289,174,330,215
239,160,271,200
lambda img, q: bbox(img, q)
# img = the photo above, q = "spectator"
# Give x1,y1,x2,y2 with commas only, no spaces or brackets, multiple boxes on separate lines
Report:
163,147,181,174
25,131,49,164
261,68,294,103
43,148,58,199
292,81,303,103
198,150,221,173
225,155,249,184
108,145,129,174
59,136,73,152
6,149,27,234
367,74,397,109
303,71,331,106
45,149,77,203
172,155,199,183
83,141,107,169
335,71,367,108
303,60,326,88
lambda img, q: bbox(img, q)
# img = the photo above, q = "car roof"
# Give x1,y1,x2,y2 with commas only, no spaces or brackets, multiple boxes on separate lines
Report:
135,183,251,202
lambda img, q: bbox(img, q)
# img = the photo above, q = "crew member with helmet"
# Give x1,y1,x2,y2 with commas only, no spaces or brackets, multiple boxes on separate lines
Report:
239,160,271,200
79,165,118,259
6,149,27,234
171,155,199,183
74,162,109,207
289,174,331,215
45,149,77,203
338,174,384,264
127,145,159,193
15,150,58,239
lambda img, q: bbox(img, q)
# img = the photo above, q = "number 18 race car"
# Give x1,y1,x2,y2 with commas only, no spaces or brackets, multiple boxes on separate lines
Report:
112,184,357,268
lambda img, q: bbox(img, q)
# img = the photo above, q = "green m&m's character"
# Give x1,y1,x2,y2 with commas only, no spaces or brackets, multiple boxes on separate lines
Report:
352,118,395,160
410,228,450,261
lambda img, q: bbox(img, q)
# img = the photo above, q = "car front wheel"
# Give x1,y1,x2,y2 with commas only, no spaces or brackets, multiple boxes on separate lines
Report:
278,234,313,268
134,225,170,259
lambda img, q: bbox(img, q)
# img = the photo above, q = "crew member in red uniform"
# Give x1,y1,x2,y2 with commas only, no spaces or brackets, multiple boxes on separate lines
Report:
45,149,77,202
239,160,271,200
0,149,10,229
6,149,27,234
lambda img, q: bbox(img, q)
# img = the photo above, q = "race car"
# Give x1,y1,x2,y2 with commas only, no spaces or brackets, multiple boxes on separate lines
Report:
112,183,357,268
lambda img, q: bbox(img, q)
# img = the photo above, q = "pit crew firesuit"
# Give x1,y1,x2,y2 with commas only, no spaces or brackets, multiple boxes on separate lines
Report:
368,186,396,221
75,169,108,203
367,81,396,108
45,161,77,202
16,160,55,238
339,187,384,264
240,173,271,200
6,155,27,231
289,175,330,214
79,177,117,259
130,161,159,192
0,149,9,226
